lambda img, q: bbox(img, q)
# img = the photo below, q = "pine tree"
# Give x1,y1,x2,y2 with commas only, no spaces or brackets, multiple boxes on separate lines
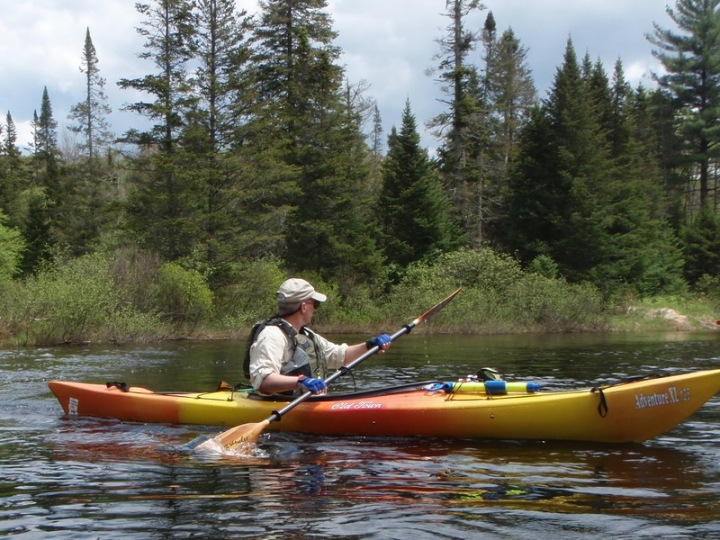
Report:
37,87,58,158
118,0,196,151
118,0,198,261
483,26,536,245
250,0,383,288
371,104,384,157
505,39,612,282
3,112,20,161
19,192,54,277
428,0,486,240
647,0,720,211
192,0,253,150
379,100,456,274
0,112,26,228
34,88,62,226
182,0,268,288
68,28,113,161
681,206,720,284
506,41,686,296
594,67,686,297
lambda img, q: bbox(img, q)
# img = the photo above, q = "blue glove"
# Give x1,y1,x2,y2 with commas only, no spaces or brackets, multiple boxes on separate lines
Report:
366,333,392,350
297,376,327,394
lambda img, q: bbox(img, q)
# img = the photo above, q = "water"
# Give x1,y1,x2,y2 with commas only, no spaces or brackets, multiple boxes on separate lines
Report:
1,332,719,539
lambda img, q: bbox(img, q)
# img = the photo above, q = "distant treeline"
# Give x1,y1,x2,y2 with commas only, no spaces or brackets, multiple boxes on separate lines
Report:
0,0,718,346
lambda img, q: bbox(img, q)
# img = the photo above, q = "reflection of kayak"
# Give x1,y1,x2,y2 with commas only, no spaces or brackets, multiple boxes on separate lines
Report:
48,369,720,443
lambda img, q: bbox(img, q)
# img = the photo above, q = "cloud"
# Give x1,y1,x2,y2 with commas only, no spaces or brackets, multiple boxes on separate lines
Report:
1,0,674,152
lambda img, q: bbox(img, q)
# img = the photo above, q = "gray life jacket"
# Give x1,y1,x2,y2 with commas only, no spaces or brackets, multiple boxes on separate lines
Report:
243,317,327,381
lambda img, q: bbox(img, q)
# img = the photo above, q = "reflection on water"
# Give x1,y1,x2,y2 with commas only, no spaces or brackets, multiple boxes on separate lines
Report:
0,332,719,538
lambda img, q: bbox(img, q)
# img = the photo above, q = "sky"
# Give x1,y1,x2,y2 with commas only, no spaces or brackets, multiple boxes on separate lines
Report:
0,0,672,154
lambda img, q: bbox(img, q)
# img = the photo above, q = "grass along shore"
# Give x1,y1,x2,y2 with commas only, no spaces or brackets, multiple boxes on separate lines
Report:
0,250,717,347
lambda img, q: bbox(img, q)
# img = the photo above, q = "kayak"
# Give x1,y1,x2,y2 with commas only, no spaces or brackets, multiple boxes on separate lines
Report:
48,369,720,443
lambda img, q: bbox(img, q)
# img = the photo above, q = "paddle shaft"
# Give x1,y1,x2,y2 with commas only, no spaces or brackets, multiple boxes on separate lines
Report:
267,288,462,424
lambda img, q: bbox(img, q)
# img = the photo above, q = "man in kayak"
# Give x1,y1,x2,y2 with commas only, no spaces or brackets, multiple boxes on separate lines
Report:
246,278,392,396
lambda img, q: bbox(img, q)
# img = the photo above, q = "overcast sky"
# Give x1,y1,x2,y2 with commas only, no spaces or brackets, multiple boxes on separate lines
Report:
0,0,672,154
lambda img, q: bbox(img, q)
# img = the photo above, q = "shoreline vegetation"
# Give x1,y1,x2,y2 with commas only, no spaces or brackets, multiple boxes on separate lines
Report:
0,249,716,348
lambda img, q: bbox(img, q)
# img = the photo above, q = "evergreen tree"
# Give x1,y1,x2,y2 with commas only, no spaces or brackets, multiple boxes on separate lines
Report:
182,0,265,288
595,68,687,297
118,0,198,261
367,103,384,187
62,28,116,255
0,112,26,228
118,0,196,151
68,28,113,161
506,41,686,297
192,0,253,150
379,101,456,276
647,0,720,211
33,88,62,237
250,0,383,289
36,87,58,159
483,26,536,245
3,112,20,161
681,206,720,284
429,0,486,242
505,40,612,282
18,191,54,277
371,104,384,157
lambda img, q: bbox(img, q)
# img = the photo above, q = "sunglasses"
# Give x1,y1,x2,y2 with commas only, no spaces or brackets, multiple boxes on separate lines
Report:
305,300,321,309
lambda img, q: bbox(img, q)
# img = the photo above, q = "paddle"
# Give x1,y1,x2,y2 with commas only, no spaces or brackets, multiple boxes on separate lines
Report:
204,287,462,453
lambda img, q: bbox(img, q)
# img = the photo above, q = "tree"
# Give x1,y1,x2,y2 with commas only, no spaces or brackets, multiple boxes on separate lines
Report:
483,26,536,245
0,212,23,280
18,191,54,277
3,112,20,161
68,28,113,161
0,112,28,229
428,0,486,239
505,39,612,282
32,88,62,233
371,104,384,157
506,40,686,297
647,0,720,212
192,0,253,150
36,87,58,159
118,0,196,152
681,206,720,283
250,0,383,289
182,0,280,290
118,0,198,261
594,65,687,297
379,100,457,275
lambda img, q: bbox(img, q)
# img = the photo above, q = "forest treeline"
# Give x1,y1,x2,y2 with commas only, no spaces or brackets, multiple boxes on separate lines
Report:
0,0,719,346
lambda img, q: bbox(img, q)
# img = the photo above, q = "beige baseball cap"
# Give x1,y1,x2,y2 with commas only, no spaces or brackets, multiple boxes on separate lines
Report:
276,278,327,303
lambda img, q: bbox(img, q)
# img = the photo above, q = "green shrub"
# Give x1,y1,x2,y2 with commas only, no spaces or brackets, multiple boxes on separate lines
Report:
383,248,606,333
527,255,559,279
150,262,214,329
2,254,119,344
0,213,23,280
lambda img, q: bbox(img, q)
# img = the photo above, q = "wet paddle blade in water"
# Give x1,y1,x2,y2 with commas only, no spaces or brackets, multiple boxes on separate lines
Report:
198,419,270,453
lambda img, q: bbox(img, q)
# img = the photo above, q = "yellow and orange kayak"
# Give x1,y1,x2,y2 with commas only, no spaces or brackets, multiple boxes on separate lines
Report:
48,369,720,443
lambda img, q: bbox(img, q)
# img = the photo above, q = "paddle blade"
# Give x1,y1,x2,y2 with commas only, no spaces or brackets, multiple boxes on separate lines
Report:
214,419,271,449
411,287,462,327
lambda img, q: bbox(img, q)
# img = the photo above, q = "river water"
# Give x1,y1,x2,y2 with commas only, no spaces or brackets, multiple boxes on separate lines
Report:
1,331,719,539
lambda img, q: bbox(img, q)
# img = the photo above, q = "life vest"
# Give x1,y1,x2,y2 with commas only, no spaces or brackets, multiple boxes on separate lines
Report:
243,317,326,381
